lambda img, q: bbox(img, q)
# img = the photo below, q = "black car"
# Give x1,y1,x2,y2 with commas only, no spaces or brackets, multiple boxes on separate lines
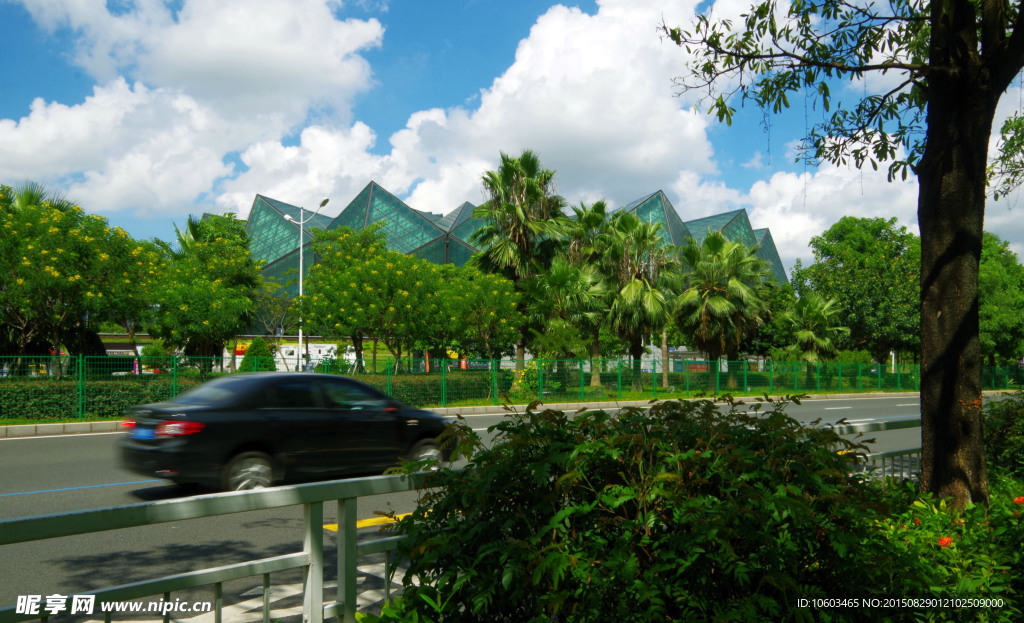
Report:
119,372,452,490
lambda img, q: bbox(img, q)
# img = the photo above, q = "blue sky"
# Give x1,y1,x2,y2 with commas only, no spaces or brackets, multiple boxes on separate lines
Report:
1,0,1021,271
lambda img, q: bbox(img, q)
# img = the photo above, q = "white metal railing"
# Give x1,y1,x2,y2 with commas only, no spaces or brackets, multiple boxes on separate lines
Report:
825,416,923,478
0,473,428,623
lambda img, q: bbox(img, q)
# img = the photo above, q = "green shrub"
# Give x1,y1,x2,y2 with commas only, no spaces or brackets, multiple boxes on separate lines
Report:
985,391,1024,477
237,337,277,372
383,397,962,621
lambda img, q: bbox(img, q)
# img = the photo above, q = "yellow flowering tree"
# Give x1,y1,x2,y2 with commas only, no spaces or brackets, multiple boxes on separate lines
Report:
302,225,388,367
0,183,129,356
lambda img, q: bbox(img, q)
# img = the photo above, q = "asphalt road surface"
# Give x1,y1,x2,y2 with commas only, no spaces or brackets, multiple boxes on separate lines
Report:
0,395,926,620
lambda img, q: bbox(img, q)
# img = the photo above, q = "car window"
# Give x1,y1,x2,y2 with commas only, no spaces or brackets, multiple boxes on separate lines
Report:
322,379,385,410
170,376,254,406
267,379,323,409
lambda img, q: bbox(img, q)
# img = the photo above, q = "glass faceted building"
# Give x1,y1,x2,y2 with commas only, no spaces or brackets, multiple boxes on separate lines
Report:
247,182,788,293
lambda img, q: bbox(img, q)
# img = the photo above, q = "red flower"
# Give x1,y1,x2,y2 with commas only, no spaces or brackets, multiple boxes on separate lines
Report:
938,537,954,547
1014,496,1024,505
913,517,921,526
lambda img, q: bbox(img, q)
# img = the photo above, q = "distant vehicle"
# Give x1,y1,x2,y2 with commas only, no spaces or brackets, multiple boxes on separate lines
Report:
119,373,451,490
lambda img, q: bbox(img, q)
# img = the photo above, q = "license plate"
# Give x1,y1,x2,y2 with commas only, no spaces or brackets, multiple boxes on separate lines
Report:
131,427,156,440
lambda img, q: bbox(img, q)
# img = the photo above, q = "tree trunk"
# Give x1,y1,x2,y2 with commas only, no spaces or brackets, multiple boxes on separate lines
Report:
590,328,602,387
916,57,998,507
661,330,669,388
352,333,365,374
630,337,644,392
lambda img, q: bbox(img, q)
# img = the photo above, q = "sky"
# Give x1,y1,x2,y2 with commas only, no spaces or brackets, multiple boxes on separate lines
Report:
2,0,1024,276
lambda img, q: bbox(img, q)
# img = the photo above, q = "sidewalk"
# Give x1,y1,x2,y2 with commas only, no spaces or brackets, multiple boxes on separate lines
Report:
0,392,926,439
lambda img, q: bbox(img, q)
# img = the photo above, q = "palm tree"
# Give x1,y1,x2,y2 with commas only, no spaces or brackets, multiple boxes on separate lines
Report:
601,212,677,391
470,150,567,370
522,257,608,359
780,291,849,362
675,230,772,364
566,200,614,385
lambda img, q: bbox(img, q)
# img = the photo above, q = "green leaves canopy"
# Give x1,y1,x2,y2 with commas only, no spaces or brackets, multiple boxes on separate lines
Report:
791,217,919,364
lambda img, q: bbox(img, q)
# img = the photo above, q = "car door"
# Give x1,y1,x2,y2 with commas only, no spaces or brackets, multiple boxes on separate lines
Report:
258,377,345,478
320,377,406,471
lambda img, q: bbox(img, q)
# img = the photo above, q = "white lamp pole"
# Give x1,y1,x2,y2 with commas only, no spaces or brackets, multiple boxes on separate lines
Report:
285,197,329,371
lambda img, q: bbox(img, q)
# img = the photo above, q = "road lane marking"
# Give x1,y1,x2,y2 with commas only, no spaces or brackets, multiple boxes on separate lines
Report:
0,479,163,498
824,407,852,410
897,403,918,407
324,513,411,531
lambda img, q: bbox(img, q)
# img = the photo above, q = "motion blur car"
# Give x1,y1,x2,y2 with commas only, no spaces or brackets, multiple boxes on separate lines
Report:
119,372,452,490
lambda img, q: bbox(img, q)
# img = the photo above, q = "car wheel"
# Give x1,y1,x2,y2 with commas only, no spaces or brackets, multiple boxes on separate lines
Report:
223,452,276,490
407,439,443,470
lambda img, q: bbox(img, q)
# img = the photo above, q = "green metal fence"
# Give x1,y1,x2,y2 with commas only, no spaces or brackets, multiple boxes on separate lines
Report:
1,355,1022,422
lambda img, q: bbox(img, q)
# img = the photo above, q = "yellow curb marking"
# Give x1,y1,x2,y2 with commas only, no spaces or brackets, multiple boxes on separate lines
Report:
324,513,410,532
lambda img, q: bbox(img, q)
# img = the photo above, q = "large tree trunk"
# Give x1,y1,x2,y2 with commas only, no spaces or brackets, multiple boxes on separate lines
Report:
916,46,998,507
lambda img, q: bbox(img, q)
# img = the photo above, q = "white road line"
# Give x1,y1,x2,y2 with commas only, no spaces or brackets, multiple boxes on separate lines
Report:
824,407,852,410
896,403,918,407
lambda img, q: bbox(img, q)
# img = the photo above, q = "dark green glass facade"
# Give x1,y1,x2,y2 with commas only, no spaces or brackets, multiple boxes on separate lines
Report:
246,182,788,288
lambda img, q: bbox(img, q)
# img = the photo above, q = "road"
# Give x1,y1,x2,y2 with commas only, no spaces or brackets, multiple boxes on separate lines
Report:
0,395,923,619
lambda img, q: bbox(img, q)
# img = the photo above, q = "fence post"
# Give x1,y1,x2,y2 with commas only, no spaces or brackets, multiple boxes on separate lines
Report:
386,366,393,398
877,364,882,391
715,361,720,395
538,360,545,402
579,359,585,402
652,359,657,399
897,364,902,391
302,502,325,623
172,356,179,397
857,363,862,392
838,362,843,392
492,359,499,406
440,361,447,407
617,360,622,401
77,354,85,419
816,362,821,392
743,361,748,395
769,360,774,395
685,361,690,397
794,362,799,393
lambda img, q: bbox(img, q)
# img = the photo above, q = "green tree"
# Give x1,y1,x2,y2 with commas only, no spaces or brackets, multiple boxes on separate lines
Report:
453,267,523,359
663,0,1024,506
565,201,615,386
470,150,567,370
780,292,850,363
149,214,261,366
741,280,797,360
249,280,297,369
979,233,1024,366
601,211,676,391
523,257,608,360
674,230,772,363
791,217,920,365
0,183,126,357
302,225,388,368
237,336,277,372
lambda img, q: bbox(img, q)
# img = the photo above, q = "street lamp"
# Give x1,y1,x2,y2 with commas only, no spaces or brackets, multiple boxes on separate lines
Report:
284,197,329,371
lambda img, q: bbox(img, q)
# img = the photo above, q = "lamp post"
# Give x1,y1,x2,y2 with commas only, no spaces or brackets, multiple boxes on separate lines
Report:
284,197,329,371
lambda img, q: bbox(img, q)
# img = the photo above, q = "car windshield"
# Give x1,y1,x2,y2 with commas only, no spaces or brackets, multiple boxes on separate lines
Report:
169,376,255,406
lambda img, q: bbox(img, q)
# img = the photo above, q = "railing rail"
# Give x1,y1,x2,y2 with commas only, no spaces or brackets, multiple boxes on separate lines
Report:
0,473,428,623
823,416,923,479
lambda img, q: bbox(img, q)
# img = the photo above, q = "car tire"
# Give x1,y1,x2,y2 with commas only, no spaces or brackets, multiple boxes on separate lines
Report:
407,439,443,470
222,451,276,491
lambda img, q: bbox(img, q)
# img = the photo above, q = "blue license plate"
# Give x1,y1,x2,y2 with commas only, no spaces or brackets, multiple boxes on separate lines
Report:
131,427,156,440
